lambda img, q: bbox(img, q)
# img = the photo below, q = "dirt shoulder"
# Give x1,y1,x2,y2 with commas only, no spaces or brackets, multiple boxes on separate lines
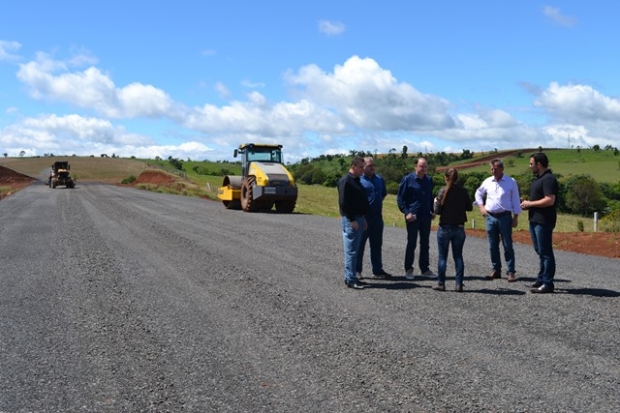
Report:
467,228,620,259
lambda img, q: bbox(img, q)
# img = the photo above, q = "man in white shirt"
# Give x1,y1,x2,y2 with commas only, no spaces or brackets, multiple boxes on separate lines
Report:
475,159,522,282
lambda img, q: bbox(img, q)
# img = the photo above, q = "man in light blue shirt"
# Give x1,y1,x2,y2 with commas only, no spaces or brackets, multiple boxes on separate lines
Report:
475,159,522,282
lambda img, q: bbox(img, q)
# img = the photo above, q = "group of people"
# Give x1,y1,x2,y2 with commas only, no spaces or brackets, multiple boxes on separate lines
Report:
338,152,559,294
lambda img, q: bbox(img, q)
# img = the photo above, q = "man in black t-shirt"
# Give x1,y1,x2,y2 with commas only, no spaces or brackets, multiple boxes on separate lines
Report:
520,152,559,294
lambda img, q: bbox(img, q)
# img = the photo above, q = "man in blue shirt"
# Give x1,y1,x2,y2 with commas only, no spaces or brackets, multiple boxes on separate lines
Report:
475,159,522,282
397,157,435,280
356,157,391,279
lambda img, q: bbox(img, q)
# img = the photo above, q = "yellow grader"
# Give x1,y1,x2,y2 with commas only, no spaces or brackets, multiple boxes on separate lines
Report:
48,161,75,189
217,143,297,212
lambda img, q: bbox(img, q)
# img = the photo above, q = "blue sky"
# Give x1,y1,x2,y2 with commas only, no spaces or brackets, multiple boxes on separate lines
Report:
1,1,619,162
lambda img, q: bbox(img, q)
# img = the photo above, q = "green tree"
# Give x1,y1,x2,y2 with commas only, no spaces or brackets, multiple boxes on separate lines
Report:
294,163,317,185
310,168,326,185
463,175,482,201
564,175,606,216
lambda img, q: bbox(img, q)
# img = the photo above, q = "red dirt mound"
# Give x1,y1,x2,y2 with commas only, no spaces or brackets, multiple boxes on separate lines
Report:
133,170,178,185
0,165,36,184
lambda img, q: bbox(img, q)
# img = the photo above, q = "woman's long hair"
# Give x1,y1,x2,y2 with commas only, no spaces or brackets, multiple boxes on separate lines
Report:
441,168,459,206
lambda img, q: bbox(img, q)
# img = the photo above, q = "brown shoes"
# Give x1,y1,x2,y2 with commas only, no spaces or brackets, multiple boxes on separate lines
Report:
455,285,463,293
507,272,517,282
485,270,501,280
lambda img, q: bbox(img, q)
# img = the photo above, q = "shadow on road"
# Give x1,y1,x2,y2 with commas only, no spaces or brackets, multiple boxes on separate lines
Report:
561,288,620,297
365,281,416,290
468,288,527,296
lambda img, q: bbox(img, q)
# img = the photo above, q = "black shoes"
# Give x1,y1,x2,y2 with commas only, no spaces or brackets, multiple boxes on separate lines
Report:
530,284,554,294
345,280,367,289
432,283,446,291
529,281,543,288
372,270,392,279
455,284,463,293
486,270,501,280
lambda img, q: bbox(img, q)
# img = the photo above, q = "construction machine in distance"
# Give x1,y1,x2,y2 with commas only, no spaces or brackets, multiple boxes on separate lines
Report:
217,143,297,213
49,161,75,188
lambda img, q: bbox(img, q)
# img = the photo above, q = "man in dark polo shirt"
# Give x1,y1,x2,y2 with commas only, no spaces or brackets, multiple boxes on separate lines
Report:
521,152,559,294
338,157,369,290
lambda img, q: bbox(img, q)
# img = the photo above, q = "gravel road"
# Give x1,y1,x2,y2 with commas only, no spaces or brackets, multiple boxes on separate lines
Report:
1,182,619,413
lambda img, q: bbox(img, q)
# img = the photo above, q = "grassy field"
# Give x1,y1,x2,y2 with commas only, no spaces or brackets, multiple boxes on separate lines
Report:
462,149,620,183
0,154,607,233
1,156,149,182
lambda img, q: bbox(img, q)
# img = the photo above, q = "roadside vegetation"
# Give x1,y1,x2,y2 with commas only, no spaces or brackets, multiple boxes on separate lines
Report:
2,146,619,232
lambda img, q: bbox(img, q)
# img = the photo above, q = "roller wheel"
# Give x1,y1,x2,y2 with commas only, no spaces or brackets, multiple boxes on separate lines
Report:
241,176,257,212
223,200,241,210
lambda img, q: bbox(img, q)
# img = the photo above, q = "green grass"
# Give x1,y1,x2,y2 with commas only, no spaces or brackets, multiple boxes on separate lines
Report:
462,149,620,183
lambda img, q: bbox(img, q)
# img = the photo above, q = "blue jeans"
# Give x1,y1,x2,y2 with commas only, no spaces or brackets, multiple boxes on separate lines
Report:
529,222,555,287
486,214,515,274
356,213,384,274
404,218,431,273
341,216,365,283
437,224,466,286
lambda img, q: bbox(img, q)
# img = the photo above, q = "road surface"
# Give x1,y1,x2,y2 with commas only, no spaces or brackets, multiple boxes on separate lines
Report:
1,182,619,412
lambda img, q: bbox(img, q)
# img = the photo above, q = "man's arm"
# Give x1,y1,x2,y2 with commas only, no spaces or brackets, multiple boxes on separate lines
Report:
475,182,488,215
380,176,387,200
396,178,408,214
511,178,523,215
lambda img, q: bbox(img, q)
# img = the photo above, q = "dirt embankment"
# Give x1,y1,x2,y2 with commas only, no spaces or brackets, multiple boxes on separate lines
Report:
0,166,38,200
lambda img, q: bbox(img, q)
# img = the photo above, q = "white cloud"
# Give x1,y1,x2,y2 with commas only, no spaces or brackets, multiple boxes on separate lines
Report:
535,82,620,122
214,82,231,98
285,56,455,131
0,40,21,61
0,113,216,159
241,79,265,89
16,53,175,119
318,20,346,36
543,6,577,27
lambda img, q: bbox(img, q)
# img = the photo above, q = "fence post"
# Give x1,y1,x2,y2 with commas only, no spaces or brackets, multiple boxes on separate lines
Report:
594,212,598,232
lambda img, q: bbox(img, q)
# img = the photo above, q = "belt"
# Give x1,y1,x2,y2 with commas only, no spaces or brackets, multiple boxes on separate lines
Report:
487,211,511,218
